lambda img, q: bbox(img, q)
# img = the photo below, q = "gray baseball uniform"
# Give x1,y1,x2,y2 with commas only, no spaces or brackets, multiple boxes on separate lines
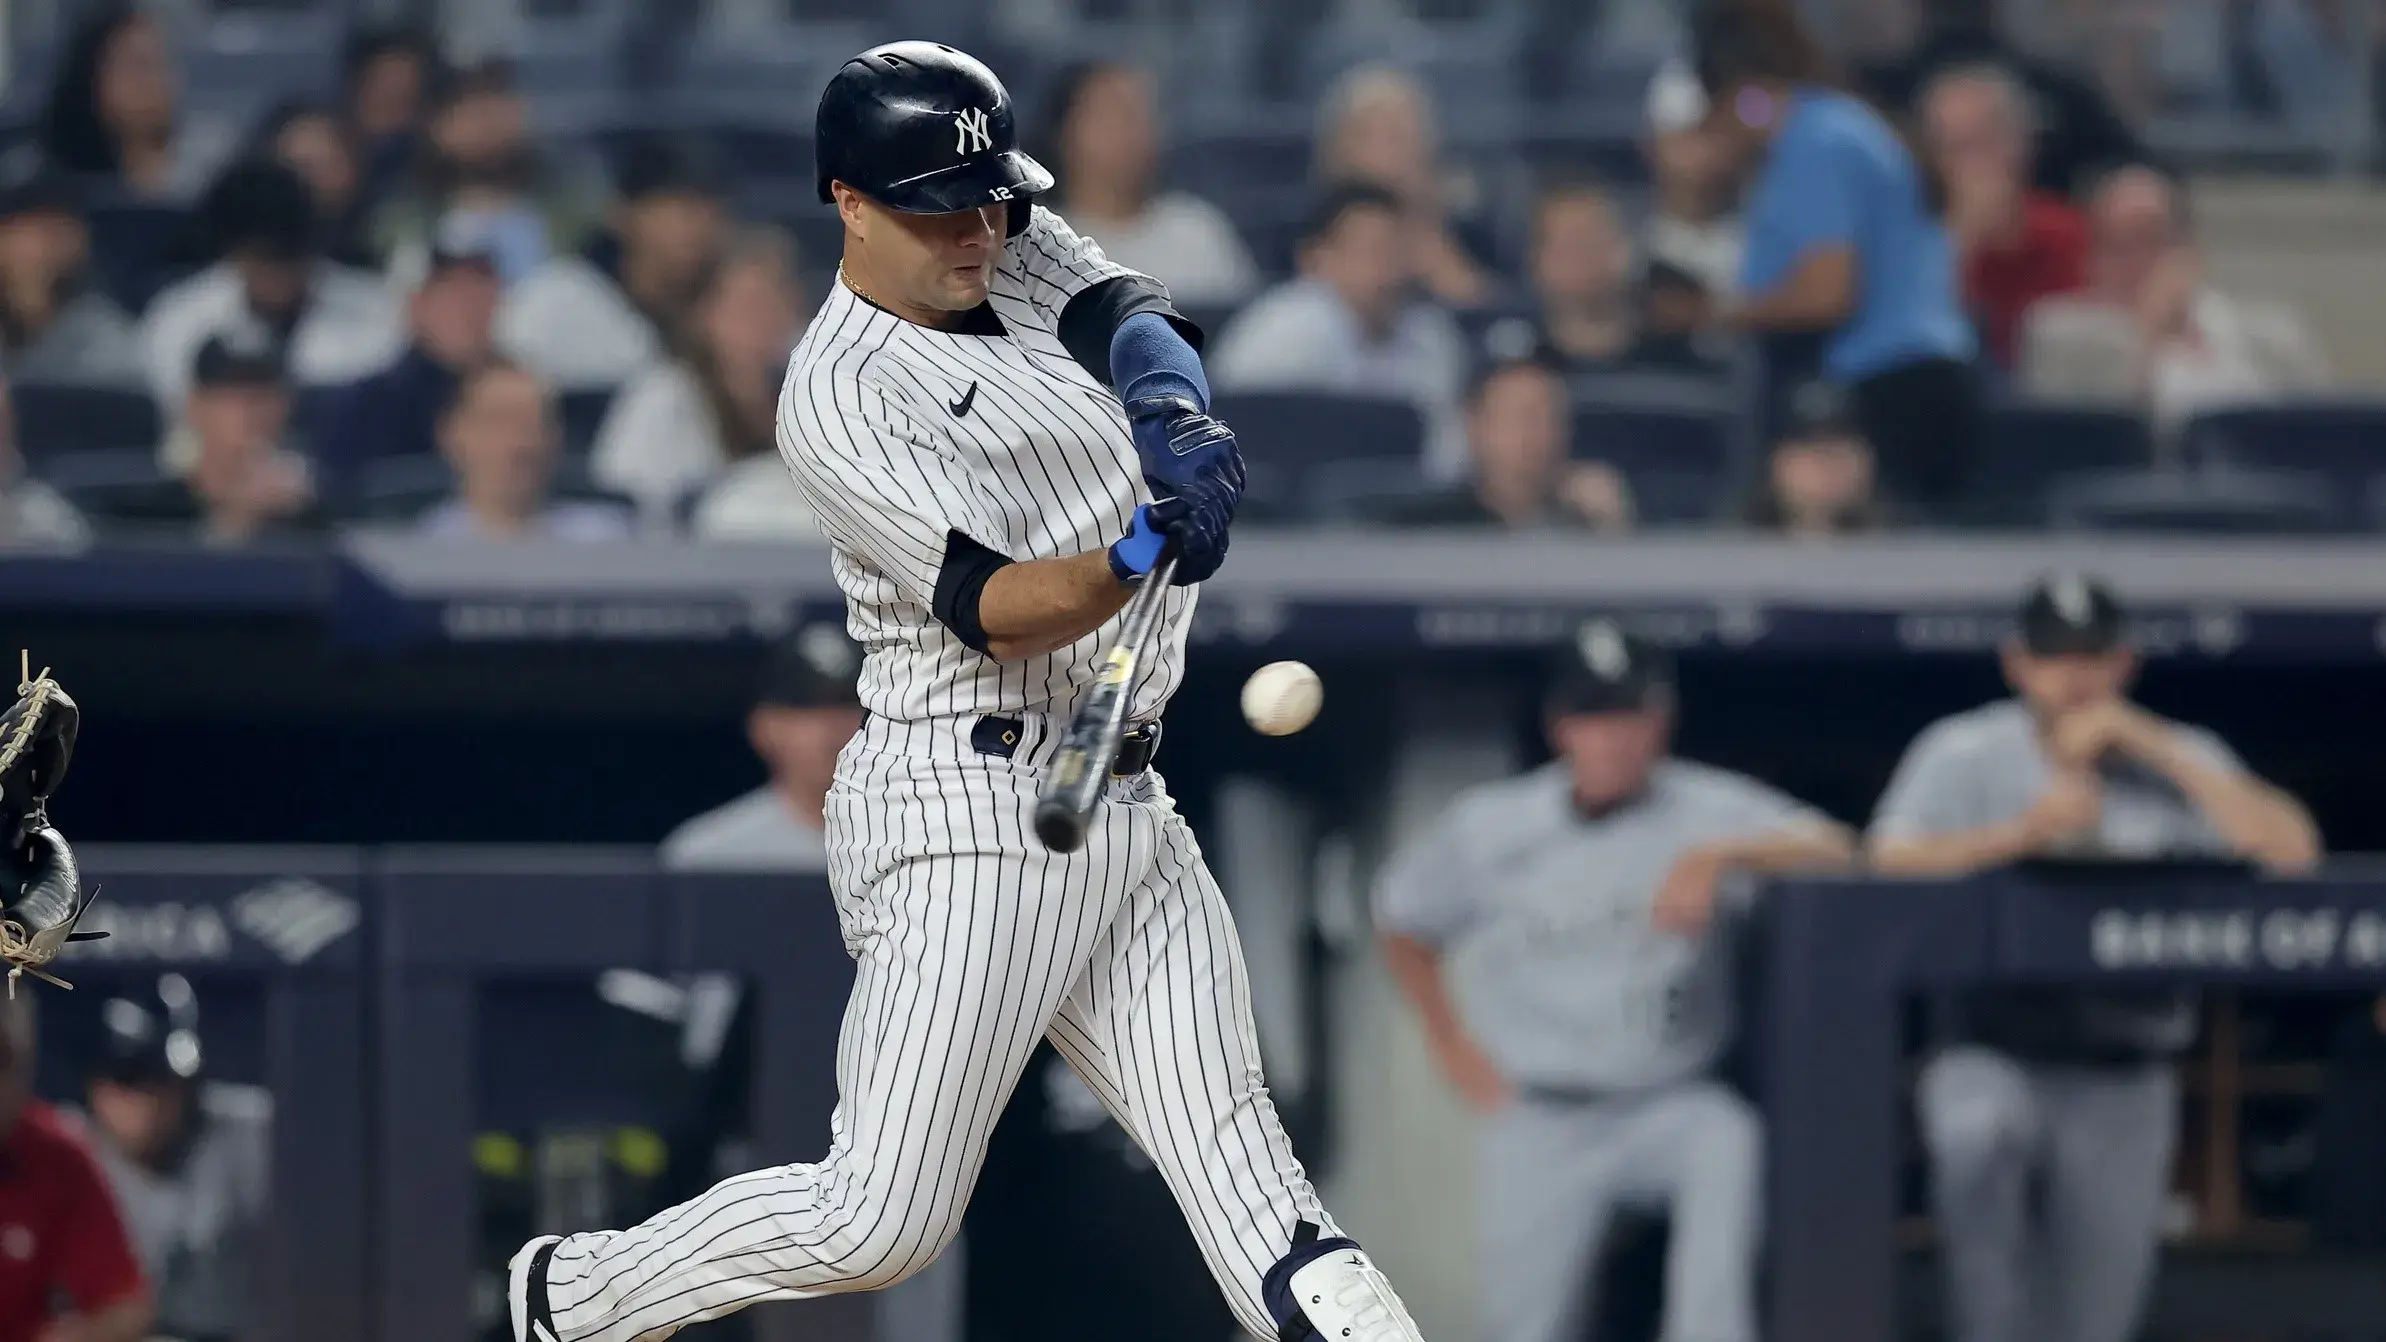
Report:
1872,699,2246,1342
1377,758,1831,1342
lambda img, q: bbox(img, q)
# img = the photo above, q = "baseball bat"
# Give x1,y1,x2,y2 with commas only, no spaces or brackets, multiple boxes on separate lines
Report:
1034,539,1180,853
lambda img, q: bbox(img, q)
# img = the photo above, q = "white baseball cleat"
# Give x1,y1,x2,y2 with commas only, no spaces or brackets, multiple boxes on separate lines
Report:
1287,1247,1429,1342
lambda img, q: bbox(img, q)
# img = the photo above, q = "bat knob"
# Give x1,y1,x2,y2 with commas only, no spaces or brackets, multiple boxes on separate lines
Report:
1034,802,1088,854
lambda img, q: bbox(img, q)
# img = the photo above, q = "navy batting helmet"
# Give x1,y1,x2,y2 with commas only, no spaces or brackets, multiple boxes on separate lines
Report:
95,972,203,1085
814,42,1052,237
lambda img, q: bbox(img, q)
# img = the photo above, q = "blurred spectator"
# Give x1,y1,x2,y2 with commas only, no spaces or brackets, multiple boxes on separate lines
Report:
80,975,270,1342
1631,258,1734,375
1740,380,1891,537
593,229,809,530
663,627,864,870
2020,165,2327,431
1643,58,1745,299
1523,183,1639,370
498,140,728,393
141,158,403,432
0,372,90,549
1869,574,2319,1342
1702,0,1980,511
1211,184,1469,479
1039,62,1258,307
38,6,234,204
342,26,440,218
1369,356,1632,531
110,333,320,546
1315,65,1496,309
373,60,607,291
1860,0,2152,197
1920,64,2088,372
0,156,143,388
1378,620,1852,1342
317,244,501,495
253,100,376,269
0,992,154,1342
420,360,631,542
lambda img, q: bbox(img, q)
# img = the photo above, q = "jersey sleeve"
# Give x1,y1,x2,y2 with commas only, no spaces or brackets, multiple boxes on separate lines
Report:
1373,801,1482,945
780,378,1011,609
50,1137,148,1314
1869,723,1987,841
993,206,1138,329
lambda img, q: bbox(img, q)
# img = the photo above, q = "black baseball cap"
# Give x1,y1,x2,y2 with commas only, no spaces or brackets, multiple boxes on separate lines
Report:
2017,572,2127,656
190,329,289,389
756,625,863,710
1546,618,1674,716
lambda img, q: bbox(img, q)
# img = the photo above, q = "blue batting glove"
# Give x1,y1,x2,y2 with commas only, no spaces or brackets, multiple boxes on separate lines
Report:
1107,500,1183,584
1124,394,1244,496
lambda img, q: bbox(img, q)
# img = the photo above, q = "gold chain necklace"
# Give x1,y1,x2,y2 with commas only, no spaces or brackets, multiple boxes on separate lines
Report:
836,261,877,308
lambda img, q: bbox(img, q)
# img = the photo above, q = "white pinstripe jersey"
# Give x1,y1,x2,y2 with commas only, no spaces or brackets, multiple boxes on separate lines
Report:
775,206,1196,723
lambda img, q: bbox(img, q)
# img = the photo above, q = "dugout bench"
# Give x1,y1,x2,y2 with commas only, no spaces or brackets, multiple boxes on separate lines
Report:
1756,867,2386,1342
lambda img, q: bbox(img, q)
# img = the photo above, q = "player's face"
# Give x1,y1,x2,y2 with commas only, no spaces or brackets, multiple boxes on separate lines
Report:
850,193,1007,313
2002,644,2137,717
1551,704,1670,806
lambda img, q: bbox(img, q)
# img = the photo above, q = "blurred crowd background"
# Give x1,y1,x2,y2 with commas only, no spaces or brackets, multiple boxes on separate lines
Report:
0,0,2378,548
2,2,2386,1342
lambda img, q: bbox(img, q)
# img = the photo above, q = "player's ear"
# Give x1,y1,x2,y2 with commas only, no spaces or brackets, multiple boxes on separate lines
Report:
831,182,867,234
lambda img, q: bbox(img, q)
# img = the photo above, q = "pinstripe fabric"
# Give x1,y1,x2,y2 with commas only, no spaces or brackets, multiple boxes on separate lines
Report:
532,210,1342,1342
774,206,1192,725
541,722,1337,1341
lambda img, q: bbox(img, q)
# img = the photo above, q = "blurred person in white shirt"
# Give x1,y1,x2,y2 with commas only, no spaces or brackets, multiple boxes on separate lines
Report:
1642,57,1745,299
2020,164,2326,432
141,159,402,433
418,359,630,542
592,229,814,533
661,627,864,872
1035,61,1258,308
1211,182,1470,478
1314,64,1496,309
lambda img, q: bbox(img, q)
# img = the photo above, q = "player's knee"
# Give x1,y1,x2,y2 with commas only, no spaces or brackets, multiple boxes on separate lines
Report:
1918,1049,2033,1182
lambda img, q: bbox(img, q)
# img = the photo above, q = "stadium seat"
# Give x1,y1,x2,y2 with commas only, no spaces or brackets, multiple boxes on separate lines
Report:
2045,467,2350,535
1567,372,1736,526
34,447,167,517
1209,391,1425,521
2180,402,2386,497
82,200,197,314
558,388,617,456
1971,404,2156,527
11,384,162,462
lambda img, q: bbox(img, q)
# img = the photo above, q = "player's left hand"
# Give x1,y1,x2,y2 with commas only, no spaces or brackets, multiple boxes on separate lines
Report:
1123,395,1244,497
1652,848,1725,936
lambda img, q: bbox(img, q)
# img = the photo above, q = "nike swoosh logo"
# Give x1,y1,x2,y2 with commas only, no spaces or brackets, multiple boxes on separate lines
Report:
949,383,979,417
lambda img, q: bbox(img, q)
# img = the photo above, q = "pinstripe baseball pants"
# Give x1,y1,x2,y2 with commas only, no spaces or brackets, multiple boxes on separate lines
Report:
541,714,1340,1341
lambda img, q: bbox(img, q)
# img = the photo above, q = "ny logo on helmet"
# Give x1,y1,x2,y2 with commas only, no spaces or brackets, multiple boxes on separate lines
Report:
953,108,993,154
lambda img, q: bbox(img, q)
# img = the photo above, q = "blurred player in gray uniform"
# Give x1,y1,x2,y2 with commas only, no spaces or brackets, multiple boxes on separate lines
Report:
1376,621,1855,1342
1869,574,2319,1342
660,627,866,873
78,975,271,1342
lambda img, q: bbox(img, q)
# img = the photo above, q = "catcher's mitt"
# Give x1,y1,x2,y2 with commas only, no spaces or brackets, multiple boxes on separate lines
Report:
0,653,102,992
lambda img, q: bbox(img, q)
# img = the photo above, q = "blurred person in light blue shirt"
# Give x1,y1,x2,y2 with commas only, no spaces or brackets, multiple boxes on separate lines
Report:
417,359,629,543
1700,0,1982,514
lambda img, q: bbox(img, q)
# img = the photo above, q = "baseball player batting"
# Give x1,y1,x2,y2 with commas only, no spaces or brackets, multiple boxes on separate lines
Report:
507,43,1427,1342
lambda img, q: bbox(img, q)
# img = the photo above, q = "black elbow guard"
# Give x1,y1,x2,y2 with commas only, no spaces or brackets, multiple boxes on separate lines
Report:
933,530,1013,653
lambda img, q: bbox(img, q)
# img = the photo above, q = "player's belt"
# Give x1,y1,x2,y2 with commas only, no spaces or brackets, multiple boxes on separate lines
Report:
973,714,1160,776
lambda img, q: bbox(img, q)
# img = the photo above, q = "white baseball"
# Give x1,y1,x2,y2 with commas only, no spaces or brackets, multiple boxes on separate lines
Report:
1241,661,1323,736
